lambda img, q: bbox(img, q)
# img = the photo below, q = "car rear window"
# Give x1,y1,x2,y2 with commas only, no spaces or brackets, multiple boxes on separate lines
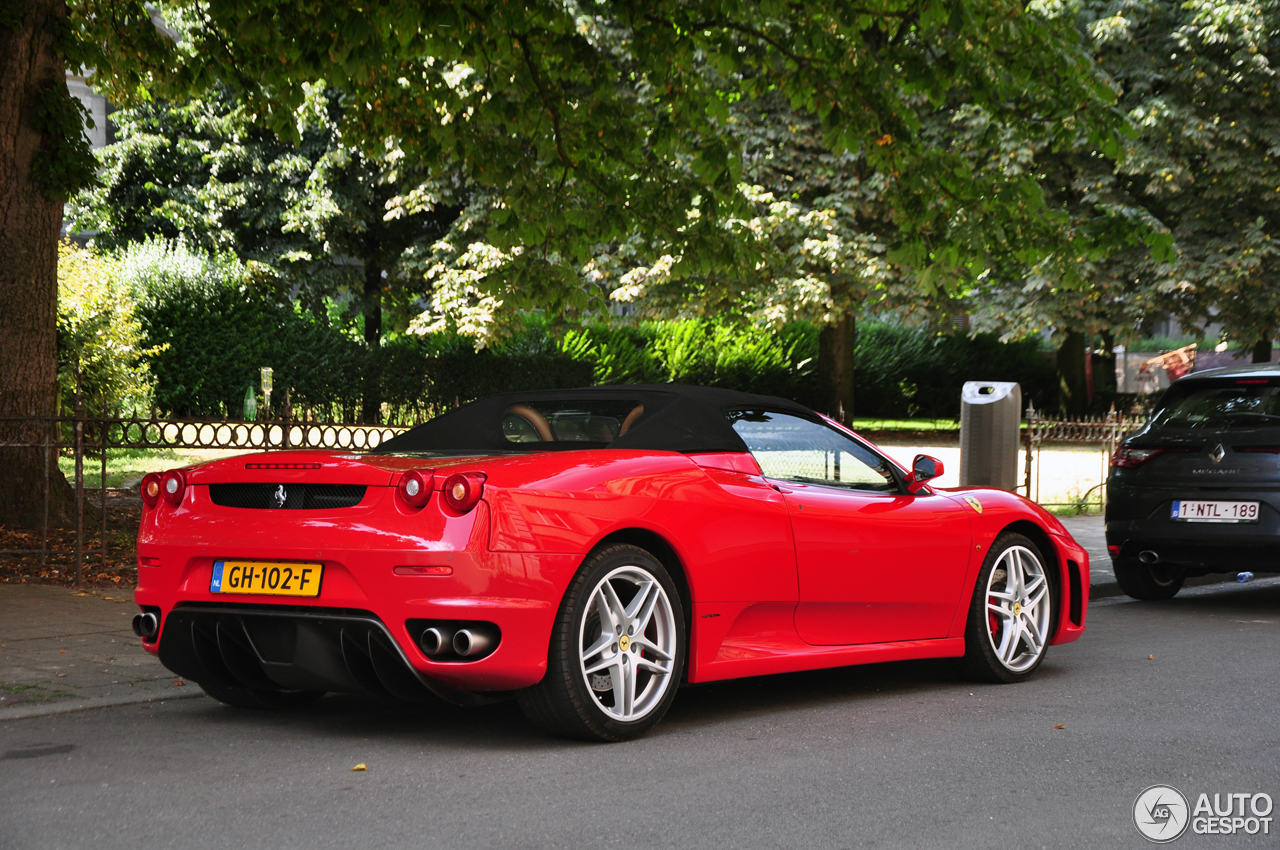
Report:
1151,381,1280,429
502,400,645,445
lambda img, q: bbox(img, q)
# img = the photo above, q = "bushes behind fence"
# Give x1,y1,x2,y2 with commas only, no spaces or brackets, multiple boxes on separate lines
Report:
120,242,1055,420
853,323,1055,418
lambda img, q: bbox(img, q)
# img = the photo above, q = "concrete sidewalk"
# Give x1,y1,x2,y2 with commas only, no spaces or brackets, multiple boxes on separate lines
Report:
0,585,201,721
0,516,1244,721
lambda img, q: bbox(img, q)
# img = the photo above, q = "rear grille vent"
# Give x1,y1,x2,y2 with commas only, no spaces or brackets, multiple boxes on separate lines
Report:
209,483,367,510
244,618,298,663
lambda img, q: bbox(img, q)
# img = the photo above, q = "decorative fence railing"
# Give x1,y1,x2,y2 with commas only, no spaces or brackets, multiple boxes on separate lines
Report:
0,410,408,584
103,417,407,452
2,402,1153,583
1020,408,1147,506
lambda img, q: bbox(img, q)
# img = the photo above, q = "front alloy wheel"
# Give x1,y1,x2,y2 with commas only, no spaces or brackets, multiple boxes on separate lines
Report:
963,533,1054,683
518,544,685,741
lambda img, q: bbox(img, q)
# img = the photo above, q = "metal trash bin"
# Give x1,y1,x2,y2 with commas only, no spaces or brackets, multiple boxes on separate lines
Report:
960,381,1021,490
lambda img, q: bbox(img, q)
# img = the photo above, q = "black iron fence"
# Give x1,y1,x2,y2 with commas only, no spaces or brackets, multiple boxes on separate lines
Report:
1021,408,1147,507
2,401,1152,583
0,409,407,584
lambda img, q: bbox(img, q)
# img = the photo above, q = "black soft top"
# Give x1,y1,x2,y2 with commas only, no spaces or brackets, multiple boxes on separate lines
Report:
376,385,817,454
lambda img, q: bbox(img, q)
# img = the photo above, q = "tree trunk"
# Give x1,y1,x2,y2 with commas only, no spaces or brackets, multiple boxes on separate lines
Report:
0,0,77,529
1095,331,1117,397
360,261,383,424
1056,330,1088,417
817,313,856,424
1253,338,1272,364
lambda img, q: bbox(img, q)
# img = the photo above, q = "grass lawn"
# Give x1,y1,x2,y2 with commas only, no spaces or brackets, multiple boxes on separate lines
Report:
57,447,250,489
851,417,960,432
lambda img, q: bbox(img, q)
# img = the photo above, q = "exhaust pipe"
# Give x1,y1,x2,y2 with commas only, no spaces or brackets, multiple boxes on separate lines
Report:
419,627,454,657
132,612,159,640
1139,550,1161,565
453,627,497,658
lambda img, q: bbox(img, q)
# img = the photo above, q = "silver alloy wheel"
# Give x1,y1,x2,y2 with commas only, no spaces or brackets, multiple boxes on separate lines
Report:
984,545,1051,673
578,565,678,722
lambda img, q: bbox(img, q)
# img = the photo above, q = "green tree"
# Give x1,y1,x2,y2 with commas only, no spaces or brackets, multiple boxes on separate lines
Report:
1116,0,1280,361
56,240,156,417
3,0,1154,525
970,0,1280,412
69,85,463,421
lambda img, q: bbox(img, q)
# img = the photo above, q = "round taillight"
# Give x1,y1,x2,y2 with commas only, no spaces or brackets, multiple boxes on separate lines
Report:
442,472,486,513
397,469,433,508
140,473,162,507
161,470,186,505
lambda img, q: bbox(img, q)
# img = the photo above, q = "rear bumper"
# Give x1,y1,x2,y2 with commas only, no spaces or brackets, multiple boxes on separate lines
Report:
135,514,584,693
1105,533,1280,574
1107,484,1280,574
158,604,498,705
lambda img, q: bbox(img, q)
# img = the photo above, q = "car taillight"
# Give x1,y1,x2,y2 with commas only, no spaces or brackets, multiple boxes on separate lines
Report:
161,469,186,505
140,473,162,507
442,472,486,513
1111,446,1197,468
1111,448,1161,468
1111,447,1173,468
397,469,434,508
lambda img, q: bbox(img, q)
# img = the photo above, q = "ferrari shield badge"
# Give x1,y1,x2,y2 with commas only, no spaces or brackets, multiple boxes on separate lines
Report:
962,495,983,514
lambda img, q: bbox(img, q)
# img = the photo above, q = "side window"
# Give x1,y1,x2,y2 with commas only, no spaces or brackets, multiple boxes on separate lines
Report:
727,409,898,492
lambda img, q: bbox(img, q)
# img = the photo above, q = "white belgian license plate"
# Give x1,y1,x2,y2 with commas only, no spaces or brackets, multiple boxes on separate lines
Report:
1171,500,1260,523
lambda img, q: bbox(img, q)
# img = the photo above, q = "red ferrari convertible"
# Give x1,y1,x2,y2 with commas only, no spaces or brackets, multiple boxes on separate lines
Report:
133,386,1089,740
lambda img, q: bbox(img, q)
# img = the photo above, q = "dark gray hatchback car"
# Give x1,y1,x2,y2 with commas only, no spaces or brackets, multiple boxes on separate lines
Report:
1106,362,1280,599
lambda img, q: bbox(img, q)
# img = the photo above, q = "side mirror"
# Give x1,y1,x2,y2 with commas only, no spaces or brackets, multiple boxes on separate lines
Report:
907,454,944,494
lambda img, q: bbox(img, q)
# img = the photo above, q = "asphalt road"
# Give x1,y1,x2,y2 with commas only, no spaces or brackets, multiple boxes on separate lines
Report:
3,579,1279,850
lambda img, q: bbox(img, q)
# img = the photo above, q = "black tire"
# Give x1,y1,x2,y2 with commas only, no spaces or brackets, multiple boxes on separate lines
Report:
517,544,686,742
1113,557,1185,600
199,681,325,710
963,533,1054,684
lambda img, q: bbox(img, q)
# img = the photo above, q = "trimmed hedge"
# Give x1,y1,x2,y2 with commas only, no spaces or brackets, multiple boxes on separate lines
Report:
561,320,817,401
123,244,1054,420
133,274,364,418
853,323,1055,418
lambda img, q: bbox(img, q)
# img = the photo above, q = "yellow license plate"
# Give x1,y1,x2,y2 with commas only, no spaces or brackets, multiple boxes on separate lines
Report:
210,561,323,597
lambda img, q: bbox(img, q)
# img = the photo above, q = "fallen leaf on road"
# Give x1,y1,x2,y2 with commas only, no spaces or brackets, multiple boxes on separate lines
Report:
172,678,185,686
1052,724,1066,730
59,650,66,654
351,764,368,772
57,673,67,678
1148,655,1154,660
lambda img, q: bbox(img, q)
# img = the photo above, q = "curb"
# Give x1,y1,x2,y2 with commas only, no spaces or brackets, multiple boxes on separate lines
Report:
0,688,206,721
1090,573,1259,601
